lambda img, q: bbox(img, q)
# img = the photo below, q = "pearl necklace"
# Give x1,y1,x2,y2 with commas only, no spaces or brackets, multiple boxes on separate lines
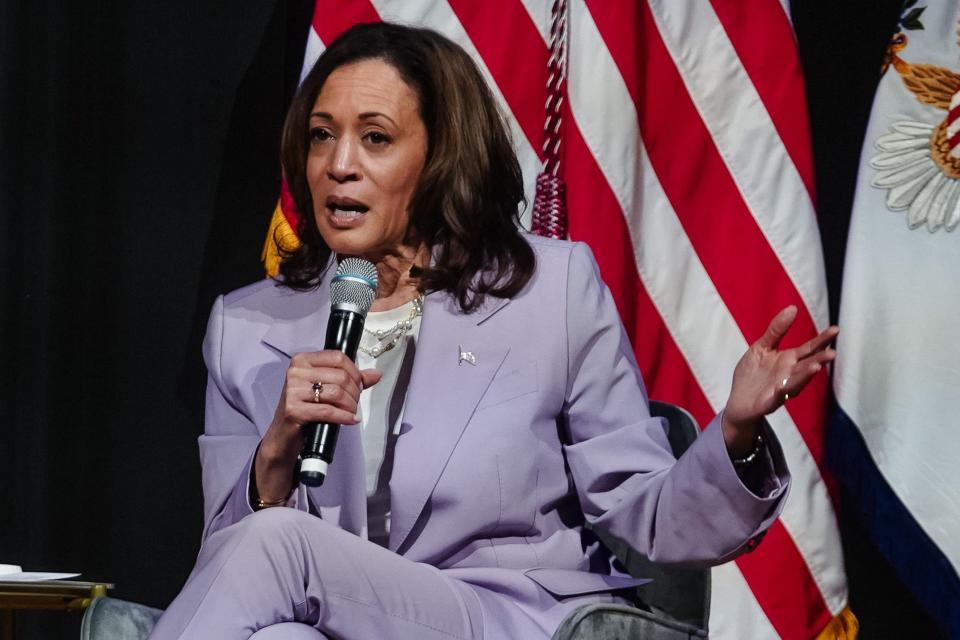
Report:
358,294,424,358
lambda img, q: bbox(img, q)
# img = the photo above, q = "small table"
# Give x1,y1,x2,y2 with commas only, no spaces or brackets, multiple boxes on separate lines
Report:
0,580,112,640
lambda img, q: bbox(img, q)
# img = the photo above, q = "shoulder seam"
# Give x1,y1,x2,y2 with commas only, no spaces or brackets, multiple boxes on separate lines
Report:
222,278,284,307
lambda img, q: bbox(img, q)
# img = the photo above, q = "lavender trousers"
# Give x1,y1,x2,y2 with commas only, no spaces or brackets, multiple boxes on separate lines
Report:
147,508,552,640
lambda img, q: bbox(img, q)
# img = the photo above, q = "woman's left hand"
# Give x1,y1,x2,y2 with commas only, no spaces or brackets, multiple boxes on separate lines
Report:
722,305,839,456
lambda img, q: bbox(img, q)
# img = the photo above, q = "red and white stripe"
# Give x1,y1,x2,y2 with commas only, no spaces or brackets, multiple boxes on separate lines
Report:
300,2,847,637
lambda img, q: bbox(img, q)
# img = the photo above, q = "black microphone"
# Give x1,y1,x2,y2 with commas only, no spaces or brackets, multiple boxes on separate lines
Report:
298,257,378,487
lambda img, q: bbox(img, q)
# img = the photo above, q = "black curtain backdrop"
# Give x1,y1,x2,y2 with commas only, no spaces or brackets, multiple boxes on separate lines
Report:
0,1,943,638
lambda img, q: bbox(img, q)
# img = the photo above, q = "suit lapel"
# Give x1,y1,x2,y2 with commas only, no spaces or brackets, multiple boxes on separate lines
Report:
258,268,368,535
255,271,513,545
389,292,510,552
260,281,330,360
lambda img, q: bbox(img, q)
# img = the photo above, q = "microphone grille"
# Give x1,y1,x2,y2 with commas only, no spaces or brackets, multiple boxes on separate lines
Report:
331,257,378,314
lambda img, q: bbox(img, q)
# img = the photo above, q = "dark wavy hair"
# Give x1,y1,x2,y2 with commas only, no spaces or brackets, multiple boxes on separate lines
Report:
277,22,535,312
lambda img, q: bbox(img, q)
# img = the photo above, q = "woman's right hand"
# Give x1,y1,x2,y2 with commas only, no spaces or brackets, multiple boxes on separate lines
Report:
254,351,382,504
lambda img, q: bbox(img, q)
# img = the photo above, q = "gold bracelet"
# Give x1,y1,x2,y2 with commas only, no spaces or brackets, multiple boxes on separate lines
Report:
249,449,296,510
251,483,294,510
254,495,288,510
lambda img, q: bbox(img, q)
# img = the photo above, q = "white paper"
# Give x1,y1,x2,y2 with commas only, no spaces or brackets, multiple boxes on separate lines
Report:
0,564,80,581
0,572,81,582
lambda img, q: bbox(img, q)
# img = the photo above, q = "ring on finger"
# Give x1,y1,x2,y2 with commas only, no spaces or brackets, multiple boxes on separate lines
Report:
312,382,323,403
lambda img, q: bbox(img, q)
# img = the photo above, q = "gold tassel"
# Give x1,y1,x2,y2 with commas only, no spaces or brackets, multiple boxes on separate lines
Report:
261,202,300,278
816,606,859,639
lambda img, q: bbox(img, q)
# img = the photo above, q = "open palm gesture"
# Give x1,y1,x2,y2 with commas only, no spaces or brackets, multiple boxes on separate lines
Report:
722,306,839,454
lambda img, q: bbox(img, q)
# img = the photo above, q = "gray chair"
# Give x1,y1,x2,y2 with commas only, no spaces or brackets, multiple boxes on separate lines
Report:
82,401,707,640
80,596,163,640
551,400,709,639
552,604,706,640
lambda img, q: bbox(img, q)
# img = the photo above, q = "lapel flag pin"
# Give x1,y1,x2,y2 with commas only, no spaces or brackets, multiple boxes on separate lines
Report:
458,345,477,366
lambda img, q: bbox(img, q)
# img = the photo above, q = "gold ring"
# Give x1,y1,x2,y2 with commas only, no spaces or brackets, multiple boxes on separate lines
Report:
312,382,323,403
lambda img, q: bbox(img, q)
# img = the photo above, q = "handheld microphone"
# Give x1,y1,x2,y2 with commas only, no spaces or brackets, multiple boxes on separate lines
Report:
298,257,378,487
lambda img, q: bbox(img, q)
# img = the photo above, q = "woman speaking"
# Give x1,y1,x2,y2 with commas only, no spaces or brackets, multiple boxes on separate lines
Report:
150,21,837,640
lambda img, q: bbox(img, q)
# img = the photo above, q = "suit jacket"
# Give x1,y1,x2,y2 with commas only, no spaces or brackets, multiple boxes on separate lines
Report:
198,236,789,632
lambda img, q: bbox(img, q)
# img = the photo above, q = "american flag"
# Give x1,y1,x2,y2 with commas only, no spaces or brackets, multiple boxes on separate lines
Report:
264,1,853,637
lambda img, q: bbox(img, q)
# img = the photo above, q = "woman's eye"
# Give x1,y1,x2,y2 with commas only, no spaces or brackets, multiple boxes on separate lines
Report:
309,127,332,143
365,131,391,145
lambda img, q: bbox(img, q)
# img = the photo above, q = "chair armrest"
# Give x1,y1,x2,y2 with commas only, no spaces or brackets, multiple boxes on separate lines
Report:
80,597,163,640
552,603,708,639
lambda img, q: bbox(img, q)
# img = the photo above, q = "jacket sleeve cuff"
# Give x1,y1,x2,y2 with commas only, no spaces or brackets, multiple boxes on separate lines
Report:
202,441,307,541
683,412,790,537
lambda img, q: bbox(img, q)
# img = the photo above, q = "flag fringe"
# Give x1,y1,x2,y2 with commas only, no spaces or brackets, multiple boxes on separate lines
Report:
261,201,300,278
816,606,859,640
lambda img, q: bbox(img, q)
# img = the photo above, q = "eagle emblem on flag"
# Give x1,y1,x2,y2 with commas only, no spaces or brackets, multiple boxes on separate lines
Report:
871,5,960,233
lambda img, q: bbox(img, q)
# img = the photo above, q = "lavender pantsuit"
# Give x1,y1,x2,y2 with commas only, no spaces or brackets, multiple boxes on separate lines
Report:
151,237,789,639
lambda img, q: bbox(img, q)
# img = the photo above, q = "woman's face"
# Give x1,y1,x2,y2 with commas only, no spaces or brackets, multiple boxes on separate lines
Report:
306,58,428,262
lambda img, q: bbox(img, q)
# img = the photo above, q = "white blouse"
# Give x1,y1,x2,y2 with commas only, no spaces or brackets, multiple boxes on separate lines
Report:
354,299,421,547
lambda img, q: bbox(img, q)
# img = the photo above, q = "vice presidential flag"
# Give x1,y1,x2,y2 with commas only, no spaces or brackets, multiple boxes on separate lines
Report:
264,2,852,637
833,2,960,636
